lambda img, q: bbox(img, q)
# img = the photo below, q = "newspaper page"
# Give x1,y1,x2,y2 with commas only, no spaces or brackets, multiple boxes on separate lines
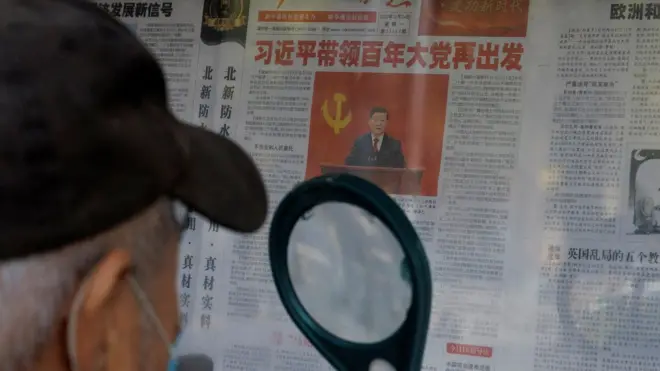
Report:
517,1,660,371
223,0,527,370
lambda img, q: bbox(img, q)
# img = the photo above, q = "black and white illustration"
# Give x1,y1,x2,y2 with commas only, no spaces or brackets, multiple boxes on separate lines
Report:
627,149,660,235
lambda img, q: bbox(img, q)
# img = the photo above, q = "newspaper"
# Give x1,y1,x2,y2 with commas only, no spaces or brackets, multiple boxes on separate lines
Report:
94,0,660,370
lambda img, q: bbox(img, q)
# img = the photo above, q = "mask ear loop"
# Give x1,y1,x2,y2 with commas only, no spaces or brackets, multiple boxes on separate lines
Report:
127,276,171,344
66,274,94,371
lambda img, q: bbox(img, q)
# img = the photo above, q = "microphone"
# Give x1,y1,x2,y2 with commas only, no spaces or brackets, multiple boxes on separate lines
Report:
174,354,214,371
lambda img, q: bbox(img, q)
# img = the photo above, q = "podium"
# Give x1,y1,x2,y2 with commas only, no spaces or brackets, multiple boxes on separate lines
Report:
320,163,424,195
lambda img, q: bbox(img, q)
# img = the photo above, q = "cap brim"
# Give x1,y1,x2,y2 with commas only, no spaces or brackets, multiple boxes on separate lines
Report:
170,123,267,233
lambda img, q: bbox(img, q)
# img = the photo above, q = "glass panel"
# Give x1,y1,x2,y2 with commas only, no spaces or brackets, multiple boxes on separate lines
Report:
95,0,660,370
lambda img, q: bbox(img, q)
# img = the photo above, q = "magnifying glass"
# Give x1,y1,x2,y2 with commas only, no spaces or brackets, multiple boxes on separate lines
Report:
269,173,432,371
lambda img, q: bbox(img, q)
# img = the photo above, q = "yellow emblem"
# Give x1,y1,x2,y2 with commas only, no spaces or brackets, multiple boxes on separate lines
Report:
321,93,352,135
203,0,247,30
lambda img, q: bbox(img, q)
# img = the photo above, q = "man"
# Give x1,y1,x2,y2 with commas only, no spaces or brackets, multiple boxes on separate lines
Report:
0,1,267,370
344,107,406,168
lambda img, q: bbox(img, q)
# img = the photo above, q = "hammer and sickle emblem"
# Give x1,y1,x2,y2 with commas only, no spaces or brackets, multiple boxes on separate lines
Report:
321,93,352,135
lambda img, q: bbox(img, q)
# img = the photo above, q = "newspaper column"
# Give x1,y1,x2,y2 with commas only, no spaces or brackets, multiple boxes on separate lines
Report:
92,0,205,333
218,66,238,137
198,65,217,130
200,220,218,331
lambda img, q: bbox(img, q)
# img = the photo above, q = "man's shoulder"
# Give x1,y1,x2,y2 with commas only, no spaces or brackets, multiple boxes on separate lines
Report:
355,133,371,142
384,134,401,146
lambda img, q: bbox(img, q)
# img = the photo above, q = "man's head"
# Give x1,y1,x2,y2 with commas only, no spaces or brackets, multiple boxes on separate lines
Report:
0,199,182,371
368,107,389,136
0,0,267,370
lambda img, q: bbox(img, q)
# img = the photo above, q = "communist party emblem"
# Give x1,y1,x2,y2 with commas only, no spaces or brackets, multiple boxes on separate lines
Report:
321,93,352,135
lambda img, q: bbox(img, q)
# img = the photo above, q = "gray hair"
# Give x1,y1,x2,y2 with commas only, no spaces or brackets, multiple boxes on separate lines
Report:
0,199,178,371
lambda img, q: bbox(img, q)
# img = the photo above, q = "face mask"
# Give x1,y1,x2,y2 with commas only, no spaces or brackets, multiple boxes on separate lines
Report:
167,334,182,371
67,276,180,371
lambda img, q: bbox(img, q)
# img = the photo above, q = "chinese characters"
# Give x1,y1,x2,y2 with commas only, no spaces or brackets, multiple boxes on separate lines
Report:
179,253,194,328
442,0,525,13
199,255,217,330
610,3,660,20
95,2,173,18
254,40,524,71
218,66,238,138
568,247,660,264
199,66,214,130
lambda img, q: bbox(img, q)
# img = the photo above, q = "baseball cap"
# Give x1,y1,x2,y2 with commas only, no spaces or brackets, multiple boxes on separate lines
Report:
0,0,267,260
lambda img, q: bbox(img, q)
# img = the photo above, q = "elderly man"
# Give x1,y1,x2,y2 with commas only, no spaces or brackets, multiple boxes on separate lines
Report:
0,0,267,370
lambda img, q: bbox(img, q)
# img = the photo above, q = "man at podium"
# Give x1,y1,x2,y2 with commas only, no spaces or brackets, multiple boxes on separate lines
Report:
344,107,406,168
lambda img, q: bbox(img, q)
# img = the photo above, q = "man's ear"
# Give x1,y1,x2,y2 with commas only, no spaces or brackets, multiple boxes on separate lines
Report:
70,248,140,371
82,249,132,313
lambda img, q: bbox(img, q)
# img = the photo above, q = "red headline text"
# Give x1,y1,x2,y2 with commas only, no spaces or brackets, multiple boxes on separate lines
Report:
253,40,524,71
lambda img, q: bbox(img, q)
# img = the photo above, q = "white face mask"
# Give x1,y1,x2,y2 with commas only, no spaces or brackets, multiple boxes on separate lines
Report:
66,275,178,371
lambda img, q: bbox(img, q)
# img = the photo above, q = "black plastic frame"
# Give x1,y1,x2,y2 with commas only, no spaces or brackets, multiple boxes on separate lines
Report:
269,173,432,371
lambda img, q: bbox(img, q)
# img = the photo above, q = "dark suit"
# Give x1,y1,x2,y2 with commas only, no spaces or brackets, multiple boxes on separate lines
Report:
344,133,406,168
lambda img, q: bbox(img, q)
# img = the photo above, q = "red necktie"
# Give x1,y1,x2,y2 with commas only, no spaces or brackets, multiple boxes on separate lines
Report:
373,137,379,152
